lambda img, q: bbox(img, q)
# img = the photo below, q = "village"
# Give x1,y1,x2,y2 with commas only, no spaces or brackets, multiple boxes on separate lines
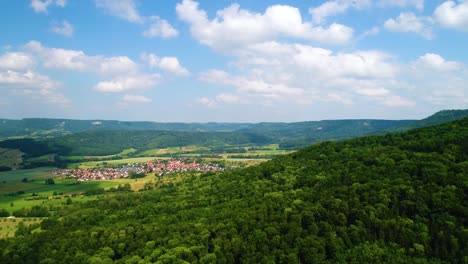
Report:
53,159,224,181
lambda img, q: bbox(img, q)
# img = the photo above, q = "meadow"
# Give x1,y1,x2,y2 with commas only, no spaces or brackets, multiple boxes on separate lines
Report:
0,217,44,239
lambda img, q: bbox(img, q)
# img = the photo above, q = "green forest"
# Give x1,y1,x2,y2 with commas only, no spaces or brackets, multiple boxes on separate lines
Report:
1,117,466,263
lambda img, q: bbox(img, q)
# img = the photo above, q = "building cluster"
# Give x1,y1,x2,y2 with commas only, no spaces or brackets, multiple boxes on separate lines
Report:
53,163,147,181
53,159,224,181
149,159,224,176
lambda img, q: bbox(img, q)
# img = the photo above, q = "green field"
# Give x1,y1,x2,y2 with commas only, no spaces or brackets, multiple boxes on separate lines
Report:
0,217,44,239
136,145,211,157
0,167,56,183
0,166,173,214
62,148,137,161
71,157,158,169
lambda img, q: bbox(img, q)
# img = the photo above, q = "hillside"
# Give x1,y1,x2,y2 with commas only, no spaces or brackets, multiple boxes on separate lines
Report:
1,109,467,169
1,118,466,263
0,118,254,140
241,119,415,149
382,109,468,133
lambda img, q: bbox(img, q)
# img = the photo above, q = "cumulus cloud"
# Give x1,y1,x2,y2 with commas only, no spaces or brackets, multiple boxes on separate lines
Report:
309,0,371,24
24,41,138,76
94,74,160,93
434,0,468,31
176,0,354,52
141,53,189,76
20,41,163,95
194,93,248,108
95,0,179,39
377,0,424,10
0,67,69,106
200,69,304,98
196,40,466,110
143,17,179,38
413,53,464,73
30,0,66,13
309,0,424,24
0,52,34,71
50,20,74,37
95,0,143,23
0,48,71,106
122,94,152,103
384,12,433,39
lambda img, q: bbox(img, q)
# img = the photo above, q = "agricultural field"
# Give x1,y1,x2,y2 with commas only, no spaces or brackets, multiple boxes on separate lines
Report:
70,157,160,169
0,166,163,214
136,146,211,156
0,217,44,239
0,147,278,216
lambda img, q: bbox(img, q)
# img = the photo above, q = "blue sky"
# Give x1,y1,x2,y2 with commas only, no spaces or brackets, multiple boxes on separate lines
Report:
0,0,467,122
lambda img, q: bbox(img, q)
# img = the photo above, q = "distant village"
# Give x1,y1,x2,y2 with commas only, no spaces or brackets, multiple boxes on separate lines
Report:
53,159,224,181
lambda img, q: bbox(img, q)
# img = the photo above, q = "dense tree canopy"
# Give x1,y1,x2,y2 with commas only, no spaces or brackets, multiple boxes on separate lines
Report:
1,118,467,263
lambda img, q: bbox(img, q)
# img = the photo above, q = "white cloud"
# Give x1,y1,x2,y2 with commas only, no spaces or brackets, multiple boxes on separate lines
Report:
413,53,464,73
55,0,66,7
95,1,178,39
309,0,371,24
95,0,143,23
354,87,390,96
215,93,247,104
434,0,468,31
24,41,138,76
200,69,304,98
195,97,217,108
20,41,163,95
30,0,66,13
143,17,179,38
325,93,354,105
196,40,439,110
194,93,248,108
122,94,152,103
378,0,424,10
141,53,189,76
0,52,34,71
50,20,74,37
0,70,58,90
309,0,424,24
384,12,433,38
382,95,416,107
176,0,354,52
0,69,70,106
94,74,160,93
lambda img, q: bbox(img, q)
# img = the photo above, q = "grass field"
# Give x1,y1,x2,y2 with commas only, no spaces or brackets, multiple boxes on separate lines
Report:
72,157,159,169
63,148,137,161
136,146,211,157
0,217,44,238
0,167,56,183
0,167,165,214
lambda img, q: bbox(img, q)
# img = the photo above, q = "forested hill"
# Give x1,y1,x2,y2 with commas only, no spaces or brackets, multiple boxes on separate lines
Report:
1,118,466,263
387,109,468,132
239,119,414,149
0,118,254,139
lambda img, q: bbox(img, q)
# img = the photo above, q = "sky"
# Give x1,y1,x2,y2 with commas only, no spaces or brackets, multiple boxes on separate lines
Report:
0,0,467,122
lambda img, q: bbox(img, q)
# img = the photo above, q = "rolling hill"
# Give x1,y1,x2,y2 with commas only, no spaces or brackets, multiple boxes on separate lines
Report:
1,117,466,263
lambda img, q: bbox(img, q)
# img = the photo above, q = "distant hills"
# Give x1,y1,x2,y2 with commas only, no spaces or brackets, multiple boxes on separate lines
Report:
1,109,467,141
0,118,254,139
0,109,467,169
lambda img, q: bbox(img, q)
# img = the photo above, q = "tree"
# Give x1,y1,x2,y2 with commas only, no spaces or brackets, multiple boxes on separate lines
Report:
45,178,55,185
